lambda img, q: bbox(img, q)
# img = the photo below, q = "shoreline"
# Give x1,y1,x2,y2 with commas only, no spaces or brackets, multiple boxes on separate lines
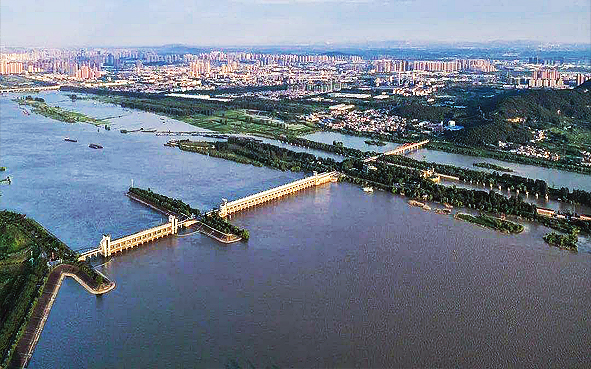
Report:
454,212,524,234
9,264,115,369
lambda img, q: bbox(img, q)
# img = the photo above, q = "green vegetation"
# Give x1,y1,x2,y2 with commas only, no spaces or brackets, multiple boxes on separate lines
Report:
201,212,250,241
172,136,591,235
365,139,387,146
16,96,105,126
427,141,591,175
180,109,316,137
178,140,265,167
473,162,513,172
178,137,338,173
380,151,591,208
543,228,579,251
455,213,524,234
71,89,318,136
279,136,367,157
128,187,199,218
127,187,249,241
0,211,103,366
444,83,591,147
0,75,52,90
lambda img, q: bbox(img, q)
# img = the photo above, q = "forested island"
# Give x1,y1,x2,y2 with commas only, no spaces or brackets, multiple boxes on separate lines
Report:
455,213,524,234
543,229,579,251
473,162,513,172
365,139,387,146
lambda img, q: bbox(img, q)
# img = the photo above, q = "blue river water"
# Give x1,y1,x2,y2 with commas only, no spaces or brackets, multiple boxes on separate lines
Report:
1,92,590,368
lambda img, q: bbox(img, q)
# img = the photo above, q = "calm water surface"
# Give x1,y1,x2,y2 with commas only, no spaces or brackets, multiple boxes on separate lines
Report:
303,131,591,192
1,92,590,368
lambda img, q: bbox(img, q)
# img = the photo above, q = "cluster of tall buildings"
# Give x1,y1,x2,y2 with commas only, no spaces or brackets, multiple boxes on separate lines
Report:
189,60,211,77
529,68,563,88
373,59,495,73
576,73,590,86
74,64,102,80
188,51,363,66
0,60,24,75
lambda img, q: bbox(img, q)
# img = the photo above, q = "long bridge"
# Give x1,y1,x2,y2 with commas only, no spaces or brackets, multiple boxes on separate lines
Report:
78,215,197,261
79,171,338,260
365,140,429,162
219,171,339,218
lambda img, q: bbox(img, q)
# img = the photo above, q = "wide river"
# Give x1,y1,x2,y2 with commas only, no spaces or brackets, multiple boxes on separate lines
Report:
1,92,590,368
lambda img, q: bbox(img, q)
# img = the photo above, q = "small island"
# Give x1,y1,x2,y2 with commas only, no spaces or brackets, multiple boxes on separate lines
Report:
455,213,524,234
543,229,578,251
365,139,387,146
16,96,106,126
473,162,513,172
127,187,249,241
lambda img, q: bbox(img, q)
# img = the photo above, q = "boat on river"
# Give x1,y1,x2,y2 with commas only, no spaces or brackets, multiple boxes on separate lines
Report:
89,143,103,149
64,137,77,142
363,187,374,193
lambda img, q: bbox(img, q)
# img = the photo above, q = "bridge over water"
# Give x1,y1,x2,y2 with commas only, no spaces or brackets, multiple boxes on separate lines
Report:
364,140,430,162
78,171,338,260
219,171,339,218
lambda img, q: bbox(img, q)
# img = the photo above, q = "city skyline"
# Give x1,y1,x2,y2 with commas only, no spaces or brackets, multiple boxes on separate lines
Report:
1,0,590,47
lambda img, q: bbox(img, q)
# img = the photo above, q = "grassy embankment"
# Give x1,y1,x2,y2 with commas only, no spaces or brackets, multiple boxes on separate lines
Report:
455,213,524,234
16,96,106,126
93,95,317,137
0,210,105,366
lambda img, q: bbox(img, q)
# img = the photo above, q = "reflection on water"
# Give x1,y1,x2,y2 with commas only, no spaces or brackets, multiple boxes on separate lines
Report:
1,92,590,368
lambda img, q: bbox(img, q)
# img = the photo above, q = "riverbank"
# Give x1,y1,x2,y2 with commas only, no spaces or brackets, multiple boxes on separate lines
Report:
311,128,591,175
15,96,105,126
9,264,115,368
426,141,591,176
454,213,524,234
0,210,111,367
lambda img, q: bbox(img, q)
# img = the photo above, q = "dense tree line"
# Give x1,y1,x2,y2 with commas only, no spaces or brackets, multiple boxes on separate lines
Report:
128,188,249,240
455,213,524,234
200,213,250,240
543,228,579,251
129,187,198,218
278,135,369,158
339,159,538,219
216,137,339,173
380,154,591,207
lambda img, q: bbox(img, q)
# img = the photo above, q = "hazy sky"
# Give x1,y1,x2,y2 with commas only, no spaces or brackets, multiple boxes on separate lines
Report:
1,0,590,47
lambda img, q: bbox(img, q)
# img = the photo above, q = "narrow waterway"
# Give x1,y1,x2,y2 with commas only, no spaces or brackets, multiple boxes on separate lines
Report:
302,131,591,192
